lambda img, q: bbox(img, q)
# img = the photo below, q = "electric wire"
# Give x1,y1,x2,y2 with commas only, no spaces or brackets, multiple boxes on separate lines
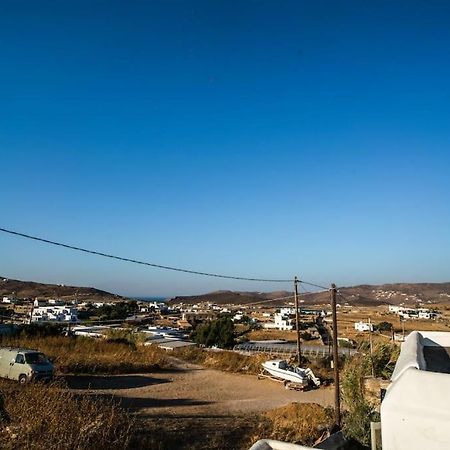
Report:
0,227,290,283
0,226,329,288
243,294,295,306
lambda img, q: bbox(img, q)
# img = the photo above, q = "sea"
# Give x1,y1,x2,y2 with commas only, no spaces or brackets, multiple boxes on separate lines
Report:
132,296,167,303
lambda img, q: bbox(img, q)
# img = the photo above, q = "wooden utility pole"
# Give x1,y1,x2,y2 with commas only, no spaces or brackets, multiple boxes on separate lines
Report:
330,283,341,427
294,276,301,365
368,317,375,377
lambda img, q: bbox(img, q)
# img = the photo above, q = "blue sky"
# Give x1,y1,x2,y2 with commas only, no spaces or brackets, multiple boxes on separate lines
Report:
1,0,450,296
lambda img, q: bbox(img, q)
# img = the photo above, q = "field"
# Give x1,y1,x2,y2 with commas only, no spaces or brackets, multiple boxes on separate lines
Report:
0,380,133,450
335,304,450,342
0,334,169,374
0,333,337,449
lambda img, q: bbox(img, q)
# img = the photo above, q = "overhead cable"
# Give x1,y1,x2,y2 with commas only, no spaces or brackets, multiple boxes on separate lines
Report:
0,227,292,282
0,226,330,288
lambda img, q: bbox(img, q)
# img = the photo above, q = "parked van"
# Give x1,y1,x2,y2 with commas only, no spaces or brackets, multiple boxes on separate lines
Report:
0,348,54,384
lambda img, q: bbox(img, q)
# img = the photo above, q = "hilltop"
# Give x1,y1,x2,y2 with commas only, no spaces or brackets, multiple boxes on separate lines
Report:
169,290,293,306
3,276,450,307
0,276,125,301
169,282,450,307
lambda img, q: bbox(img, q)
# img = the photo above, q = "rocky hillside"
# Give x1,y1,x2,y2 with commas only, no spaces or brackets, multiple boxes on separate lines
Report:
0,276,125,301
169,283,450,307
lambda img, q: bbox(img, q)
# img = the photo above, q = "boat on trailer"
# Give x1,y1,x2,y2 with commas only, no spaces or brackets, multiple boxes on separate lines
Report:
259,359,321,389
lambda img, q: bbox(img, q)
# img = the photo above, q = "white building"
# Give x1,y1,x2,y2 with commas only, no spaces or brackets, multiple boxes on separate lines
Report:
274,312,294,330
381,331,450,449
279,307,296,316
418,310,438,320
354,321,374,332
48,299,64,306
388,305,438,320
34,298,48,307
263,312,294,330
31,306,78,323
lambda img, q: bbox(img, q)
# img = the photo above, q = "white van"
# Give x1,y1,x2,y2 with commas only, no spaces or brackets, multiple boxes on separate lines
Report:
0,347,54,384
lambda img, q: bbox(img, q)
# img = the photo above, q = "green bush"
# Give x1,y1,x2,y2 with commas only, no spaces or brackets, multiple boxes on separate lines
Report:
341,342,399,446
376,321,393,332
191,317,236,349
341,356,377,446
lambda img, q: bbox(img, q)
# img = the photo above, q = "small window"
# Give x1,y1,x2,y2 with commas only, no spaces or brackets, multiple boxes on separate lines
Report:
15,354,25,364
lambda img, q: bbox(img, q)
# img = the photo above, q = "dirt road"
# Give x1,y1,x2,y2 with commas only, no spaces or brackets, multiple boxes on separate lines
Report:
68,359,334,449
69,358,333,417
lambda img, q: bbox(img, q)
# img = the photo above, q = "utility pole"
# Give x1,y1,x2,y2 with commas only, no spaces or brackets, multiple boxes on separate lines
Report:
331,283,341,428
401,317,405,340
294,276,302,365
368,317,374,377
29,298,35,325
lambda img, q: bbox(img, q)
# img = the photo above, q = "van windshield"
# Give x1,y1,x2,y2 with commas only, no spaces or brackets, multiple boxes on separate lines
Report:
25,353,50,365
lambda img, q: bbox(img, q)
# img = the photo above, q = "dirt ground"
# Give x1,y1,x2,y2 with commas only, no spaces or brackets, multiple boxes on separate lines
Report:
67,357,333,449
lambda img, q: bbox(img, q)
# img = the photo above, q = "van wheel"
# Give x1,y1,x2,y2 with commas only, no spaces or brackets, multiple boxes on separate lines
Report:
18,374,28,385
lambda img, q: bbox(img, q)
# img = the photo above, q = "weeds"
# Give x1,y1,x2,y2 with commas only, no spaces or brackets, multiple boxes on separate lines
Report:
341,342,398,446
0,380,133,449
0,335,169,374
249,403,334,447
175,347,266,374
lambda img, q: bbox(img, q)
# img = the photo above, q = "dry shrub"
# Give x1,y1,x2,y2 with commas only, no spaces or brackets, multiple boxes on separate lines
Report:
307,356,334,382
0,380,133,449
251,403,333,447
175,347,266,374
0,336,169,374
341,354,380,447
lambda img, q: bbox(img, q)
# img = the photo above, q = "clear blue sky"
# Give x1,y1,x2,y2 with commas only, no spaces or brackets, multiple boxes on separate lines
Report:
1,0,450,296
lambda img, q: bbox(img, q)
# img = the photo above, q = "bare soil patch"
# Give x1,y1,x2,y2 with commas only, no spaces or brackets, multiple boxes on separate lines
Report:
70,357,334,449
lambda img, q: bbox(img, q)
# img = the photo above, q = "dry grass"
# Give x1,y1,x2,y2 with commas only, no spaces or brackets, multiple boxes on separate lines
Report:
0,380,133,449
0,335,169,375
247,329,299,341
337,305,450,341
248,403,334,447
175,347,267,374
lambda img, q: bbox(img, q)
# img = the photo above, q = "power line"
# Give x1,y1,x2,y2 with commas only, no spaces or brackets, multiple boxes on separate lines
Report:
337,289,379,305
299,283,313,294
244,294,295,306
0,227,331,289
240,285,328,307
0,227,295,283
300,280,330,291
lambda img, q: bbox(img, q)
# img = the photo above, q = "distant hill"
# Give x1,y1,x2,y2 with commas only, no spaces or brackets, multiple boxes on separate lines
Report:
337,283,450,306
0,276,125,301
169,290,293,306
3,276,450,307
169,283,450,307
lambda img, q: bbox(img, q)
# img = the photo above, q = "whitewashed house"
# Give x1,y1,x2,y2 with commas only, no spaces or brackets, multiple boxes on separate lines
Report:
31,305,79,323
354,321,374,332
274,312,294,330
279,307,296,316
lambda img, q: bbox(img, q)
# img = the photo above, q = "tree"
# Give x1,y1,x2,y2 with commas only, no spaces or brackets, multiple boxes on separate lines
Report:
191,317,236,349
376,321,393,332
300,331,315,341
96,301,138,321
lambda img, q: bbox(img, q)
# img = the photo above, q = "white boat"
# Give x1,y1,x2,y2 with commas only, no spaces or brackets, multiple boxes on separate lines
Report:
261,359,320,387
